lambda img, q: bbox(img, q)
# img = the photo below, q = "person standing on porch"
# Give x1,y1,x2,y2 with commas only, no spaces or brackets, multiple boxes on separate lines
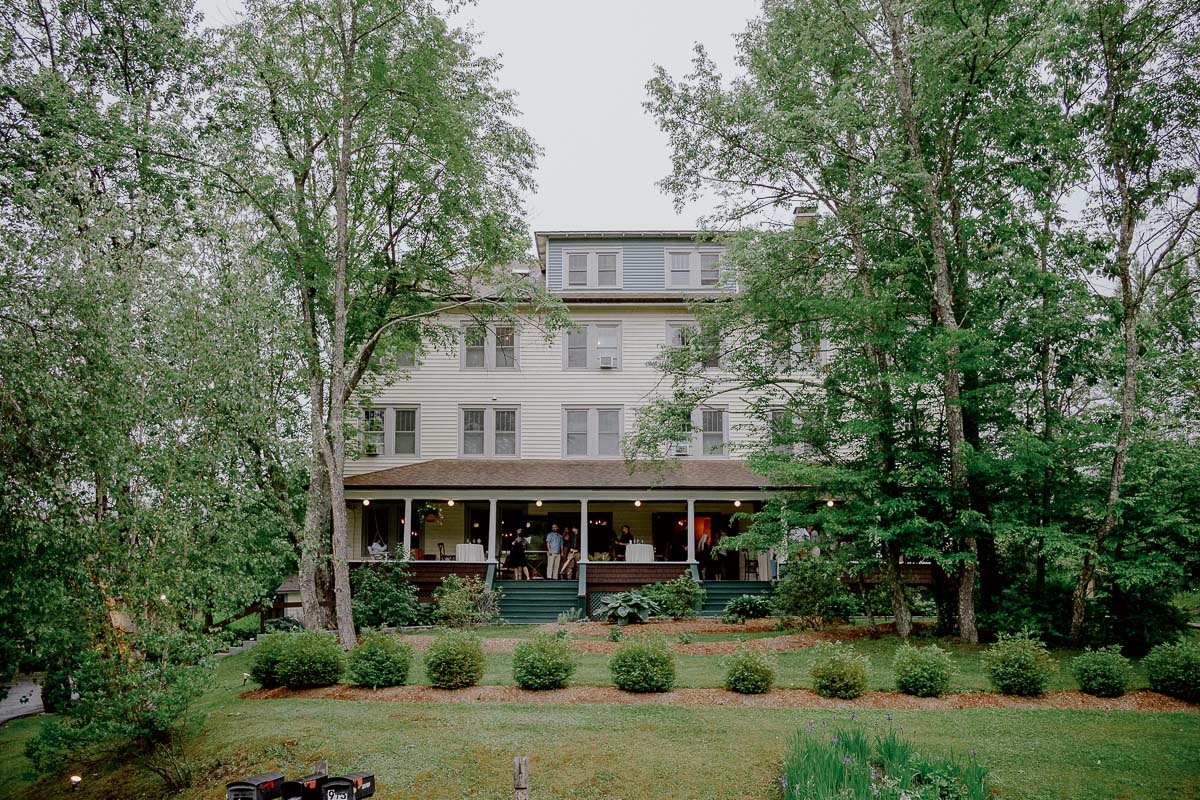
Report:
614,525,634,561
546,524,564,580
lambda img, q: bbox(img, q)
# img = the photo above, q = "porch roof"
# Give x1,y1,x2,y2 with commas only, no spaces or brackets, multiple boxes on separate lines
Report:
344,459,775,491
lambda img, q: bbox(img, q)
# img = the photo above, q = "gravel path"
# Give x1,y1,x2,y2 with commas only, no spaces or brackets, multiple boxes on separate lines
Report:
247,684,1197,712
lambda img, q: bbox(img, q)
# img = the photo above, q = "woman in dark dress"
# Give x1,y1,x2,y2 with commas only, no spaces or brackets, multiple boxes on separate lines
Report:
505,532,530,580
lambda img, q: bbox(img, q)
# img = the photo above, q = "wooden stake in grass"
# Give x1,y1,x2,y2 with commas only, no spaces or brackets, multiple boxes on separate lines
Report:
513,756,529,800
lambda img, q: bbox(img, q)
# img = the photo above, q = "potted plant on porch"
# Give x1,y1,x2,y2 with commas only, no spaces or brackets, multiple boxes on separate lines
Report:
416,503,442,524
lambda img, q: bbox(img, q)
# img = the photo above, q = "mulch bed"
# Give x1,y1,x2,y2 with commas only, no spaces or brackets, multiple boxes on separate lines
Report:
395,623,899,655
245,684,1197,712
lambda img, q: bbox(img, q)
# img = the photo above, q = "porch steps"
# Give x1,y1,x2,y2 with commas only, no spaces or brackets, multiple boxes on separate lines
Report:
495,580,583,624
700,581,774,617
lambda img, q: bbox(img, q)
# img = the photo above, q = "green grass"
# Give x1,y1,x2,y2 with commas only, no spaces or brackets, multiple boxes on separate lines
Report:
3,633,1198,800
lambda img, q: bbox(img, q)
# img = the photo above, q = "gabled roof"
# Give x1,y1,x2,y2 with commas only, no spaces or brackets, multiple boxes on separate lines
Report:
344,459,773,491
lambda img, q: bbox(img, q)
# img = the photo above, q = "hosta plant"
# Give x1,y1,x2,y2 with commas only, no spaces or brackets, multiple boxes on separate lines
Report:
596,592,662,626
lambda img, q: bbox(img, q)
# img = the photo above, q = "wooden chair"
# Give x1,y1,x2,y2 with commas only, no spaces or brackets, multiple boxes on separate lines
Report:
437,542,455,561
744,553,760,580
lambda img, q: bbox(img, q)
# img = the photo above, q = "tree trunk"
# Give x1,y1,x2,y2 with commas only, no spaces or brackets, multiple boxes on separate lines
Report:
858,575,878,636
886,542,912,639
324,16,359,650
299,450,332,630
878,0,976,642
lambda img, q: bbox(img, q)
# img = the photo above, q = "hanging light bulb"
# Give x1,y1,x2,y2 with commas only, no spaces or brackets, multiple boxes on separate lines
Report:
447,499,455,507
634,500,642,507
733,500,742,508
826,499,835,507
535,500,543,507
362,498,371,507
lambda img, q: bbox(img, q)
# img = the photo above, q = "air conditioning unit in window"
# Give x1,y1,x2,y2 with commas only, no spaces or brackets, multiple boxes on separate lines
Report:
364,444,381,456
673,441,691,457
598,355,617,369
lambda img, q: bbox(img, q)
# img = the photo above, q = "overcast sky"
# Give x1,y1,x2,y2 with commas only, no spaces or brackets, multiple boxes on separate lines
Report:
195,0,761,236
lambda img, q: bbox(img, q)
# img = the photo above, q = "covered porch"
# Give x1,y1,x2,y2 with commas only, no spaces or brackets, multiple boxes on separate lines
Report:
344,459,779,619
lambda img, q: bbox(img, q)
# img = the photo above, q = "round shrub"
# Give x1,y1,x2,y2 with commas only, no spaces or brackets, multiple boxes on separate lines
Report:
1143,641,1200,701
276,631,344,689
723,647,776,694
512,632,577,690
983,630,1057,696
347,632,413,689
723,594,773,621
610,637,676,693
249,633,290,688
808,642,870,699
1071,646,1131,697
893,643,954,697
424,631,485,689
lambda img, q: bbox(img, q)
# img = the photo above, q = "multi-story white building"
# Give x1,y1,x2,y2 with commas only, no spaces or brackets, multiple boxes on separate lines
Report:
342,230,777,620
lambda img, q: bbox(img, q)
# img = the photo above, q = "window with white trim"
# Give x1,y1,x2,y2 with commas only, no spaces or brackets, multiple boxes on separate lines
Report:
664,248,724,288
701,407,727,456
394,408,418,455
562,406,623,457
666,321,720,369
564,322,622,369
460,406,520,457
363,408,385,455
461,324,519,370
561,249,623,289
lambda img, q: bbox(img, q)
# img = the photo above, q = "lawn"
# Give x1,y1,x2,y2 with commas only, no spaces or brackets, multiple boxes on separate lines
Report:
2,637,1198,800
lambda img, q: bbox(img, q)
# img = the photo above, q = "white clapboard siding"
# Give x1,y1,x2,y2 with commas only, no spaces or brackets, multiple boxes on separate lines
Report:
346,304,760,475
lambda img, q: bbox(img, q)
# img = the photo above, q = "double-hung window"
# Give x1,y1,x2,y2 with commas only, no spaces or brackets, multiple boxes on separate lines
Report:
462,324,519,370
361,406,419,456
701,407,727,456
666,321,720,369
363,409,385,455
563,406,622,457
561,250,622,289
461,406,519,457
564,322,622,369
664,248,724,288
394,408,418,455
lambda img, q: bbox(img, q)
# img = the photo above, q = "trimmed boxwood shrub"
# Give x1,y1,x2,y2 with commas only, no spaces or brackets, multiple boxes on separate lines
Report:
723,647,775,694
1071,646,1131,697
424,631,485,689
249,633,291,688
512,632,577,690
347,632,413,689
610,637,675,693
983,630,1056,696
893,643,954,697
433,575,502,629
809,642,870,699
276,631,344,689
1143,641,1200,701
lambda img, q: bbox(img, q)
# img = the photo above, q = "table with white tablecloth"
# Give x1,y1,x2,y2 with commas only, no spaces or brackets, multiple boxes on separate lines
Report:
455,543,486,562
625,543,655,563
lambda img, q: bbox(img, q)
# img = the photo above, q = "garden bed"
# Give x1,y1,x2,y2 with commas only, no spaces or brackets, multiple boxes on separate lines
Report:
245,684,1197,712
535,618,922,638
397,632,830,654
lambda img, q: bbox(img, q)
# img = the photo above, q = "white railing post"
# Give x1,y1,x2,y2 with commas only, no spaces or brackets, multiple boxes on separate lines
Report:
579,498,589,563
403,498,413,560
488,498,499,563
687,498,697,564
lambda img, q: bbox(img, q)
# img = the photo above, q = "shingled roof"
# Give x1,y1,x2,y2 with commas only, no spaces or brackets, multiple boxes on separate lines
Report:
343,459,774,491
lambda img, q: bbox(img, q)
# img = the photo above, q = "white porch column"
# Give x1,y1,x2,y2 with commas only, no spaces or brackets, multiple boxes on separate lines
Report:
487,498,499,563
402,498,413,560
579,498,589,563
687,498,697,563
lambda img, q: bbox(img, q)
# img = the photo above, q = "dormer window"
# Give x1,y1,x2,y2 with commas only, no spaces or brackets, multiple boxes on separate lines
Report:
664,248,724,289
562,249,622,289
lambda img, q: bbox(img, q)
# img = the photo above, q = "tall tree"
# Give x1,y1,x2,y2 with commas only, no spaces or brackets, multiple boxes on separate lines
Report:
212,0,562,647
1065,0,1200,642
